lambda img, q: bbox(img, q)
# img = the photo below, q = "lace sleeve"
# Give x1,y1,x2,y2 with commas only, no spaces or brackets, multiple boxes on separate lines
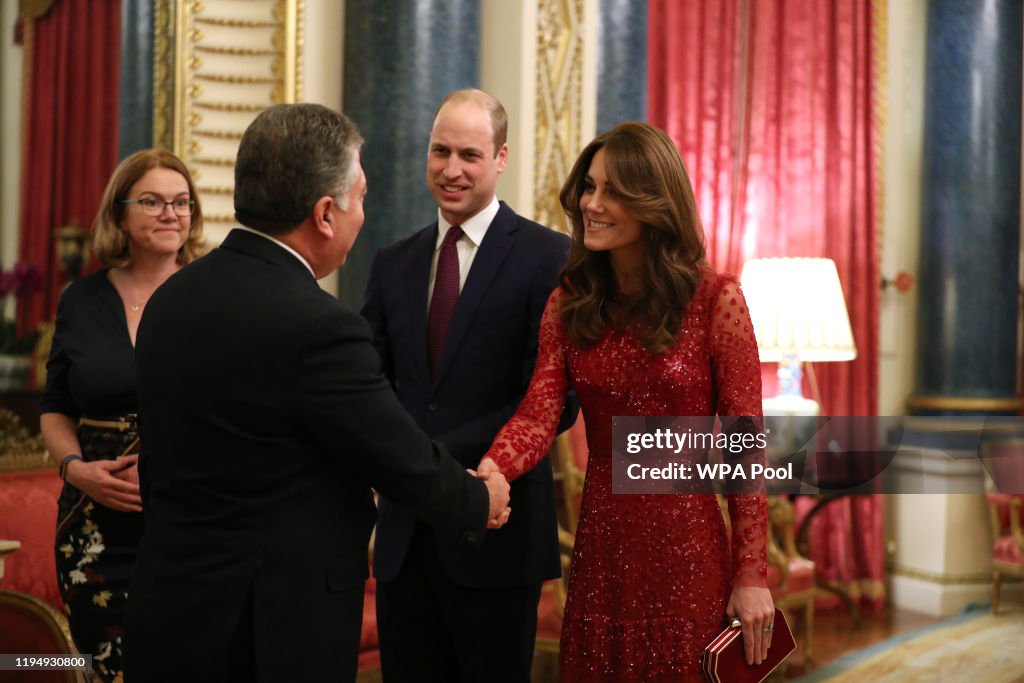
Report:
710,277,768,588
483,288,571,481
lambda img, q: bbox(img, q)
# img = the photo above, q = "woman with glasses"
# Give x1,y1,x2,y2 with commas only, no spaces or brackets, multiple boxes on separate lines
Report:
41,148,205,682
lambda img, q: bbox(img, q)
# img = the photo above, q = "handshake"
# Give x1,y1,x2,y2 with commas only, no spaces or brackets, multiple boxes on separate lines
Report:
468,457,510,529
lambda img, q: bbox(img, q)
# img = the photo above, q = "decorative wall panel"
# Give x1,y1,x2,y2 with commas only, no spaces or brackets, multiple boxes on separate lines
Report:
153,0,302,236
534,0,586,234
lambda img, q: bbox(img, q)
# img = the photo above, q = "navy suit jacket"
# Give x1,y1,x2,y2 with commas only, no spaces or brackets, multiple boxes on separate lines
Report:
128,230,488,681
363,202,575,587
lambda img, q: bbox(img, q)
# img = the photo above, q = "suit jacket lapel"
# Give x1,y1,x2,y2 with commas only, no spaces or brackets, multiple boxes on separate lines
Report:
406,225,437,377
433,203,517,385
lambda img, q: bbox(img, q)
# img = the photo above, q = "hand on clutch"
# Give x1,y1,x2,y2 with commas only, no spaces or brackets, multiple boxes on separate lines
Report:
725,585,775,665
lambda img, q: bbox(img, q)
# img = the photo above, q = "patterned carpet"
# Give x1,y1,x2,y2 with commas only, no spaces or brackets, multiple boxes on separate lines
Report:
794,605,1024,683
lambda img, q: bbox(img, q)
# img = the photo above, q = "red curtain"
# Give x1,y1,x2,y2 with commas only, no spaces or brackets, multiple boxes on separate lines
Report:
17,0,121,335
649,0,883,610
648,0,746,274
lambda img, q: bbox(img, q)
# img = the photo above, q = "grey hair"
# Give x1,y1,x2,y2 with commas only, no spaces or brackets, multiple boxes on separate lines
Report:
332,155,363,211
234,103,364,235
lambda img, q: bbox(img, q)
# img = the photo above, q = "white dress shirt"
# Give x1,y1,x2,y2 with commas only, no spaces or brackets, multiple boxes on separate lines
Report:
426,196,500,310
234,225,316,278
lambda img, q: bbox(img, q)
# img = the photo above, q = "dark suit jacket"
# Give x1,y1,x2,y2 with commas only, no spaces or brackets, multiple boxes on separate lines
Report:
127,229,488,682
363,202,574,588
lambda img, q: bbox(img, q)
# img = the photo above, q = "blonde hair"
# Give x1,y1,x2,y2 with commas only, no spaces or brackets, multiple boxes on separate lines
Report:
92,149,206,267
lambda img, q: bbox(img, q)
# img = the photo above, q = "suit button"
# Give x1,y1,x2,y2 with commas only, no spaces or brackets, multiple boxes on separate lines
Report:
463,531,480,543
427,401,439,412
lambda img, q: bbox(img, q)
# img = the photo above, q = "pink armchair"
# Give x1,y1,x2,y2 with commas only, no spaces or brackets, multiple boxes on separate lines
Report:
986,492,1024,614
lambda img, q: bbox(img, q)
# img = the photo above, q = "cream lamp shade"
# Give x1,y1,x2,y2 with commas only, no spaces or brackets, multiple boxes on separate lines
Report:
740,257,857,363
741,257,857,413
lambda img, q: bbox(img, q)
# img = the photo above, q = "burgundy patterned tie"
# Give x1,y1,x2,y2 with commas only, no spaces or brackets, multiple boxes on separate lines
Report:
427,225,463,378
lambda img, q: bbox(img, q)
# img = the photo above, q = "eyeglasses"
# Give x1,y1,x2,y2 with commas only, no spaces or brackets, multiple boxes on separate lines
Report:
120,196,195,217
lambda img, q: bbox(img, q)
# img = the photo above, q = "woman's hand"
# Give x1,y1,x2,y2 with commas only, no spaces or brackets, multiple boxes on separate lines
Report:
64,454,143,513
111,452,141,487
725,585,775,665
476,457,501,479
470,457,511,529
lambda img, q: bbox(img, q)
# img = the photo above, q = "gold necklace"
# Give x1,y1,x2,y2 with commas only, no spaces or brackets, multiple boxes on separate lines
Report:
118,272,148,313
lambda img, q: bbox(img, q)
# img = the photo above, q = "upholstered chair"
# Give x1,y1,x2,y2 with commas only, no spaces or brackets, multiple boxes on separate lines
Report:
0,588,86,683
766,495,816,663
986,493,1024,614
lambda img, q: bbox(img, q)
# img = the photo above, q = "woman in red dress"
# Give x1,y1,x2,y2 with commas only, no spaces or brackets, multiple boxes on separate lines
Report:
481,122,774,681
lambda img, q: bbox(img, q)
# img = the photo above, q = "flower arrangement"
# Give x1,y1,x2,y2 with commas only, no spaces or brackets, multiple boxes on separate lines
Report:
0,261,43,354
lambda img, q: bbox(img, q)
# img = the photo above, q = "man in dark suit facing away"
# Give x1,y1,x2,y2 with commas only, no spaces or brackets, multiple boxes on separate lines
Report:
126,103,511,683
362,88,576,682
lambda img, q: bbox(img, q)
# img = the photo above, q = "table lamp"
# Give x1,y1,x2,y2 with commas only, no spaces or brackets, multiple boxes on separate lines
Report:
739,257,857,415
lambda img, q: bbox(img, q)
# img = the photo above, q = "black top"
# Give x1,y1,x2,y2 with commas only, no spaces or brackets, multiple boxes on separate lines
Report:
42,269,137,419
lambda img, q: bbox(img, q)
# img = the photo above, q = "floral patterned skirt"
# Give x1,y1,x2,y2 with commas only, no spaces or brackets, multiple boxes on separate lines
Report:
54,423,143,683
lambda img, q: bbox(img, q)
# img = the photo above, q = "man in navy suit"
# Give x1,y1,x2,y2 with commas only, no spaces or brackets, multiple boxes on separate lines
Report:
128,104,511,682
362,89,576,682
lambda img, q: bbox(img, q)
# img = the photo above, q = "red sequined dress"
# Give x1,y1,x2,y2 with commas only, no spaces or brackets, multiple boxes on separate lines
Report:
485,271,768,682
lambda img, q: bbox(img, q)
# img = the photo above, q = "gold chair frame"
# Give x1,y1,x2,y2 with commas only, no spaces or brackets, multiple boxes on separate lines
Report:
767,495,815,664
0,589,87,683
987,495,1024,614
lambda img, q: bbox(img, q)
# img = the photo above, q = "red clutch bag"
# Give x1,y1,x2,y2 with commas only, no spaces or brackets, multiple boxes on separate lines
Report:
701,608,796,683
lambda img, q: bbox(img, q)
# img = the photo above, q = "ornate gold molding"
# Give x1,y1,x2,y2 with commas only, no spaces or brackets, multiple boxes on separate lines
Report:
153,0,174,149
888,561,994,586
193,102,269,113
0,590,77,654
533,0,585,235
195,74,277,85
0,409,49,474
872,0,886,276
194,16,277,28
195,45,277,56
193,129,245,140
152,0,304,230
906,395,1024,413
192,157,236,167
202,214,239,224
195,186,234,196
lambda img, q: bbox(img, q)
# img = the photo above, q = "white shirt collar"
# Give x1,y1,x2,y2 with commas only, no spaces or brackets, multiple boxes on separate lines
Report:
435,196,500,250
234,225,315,277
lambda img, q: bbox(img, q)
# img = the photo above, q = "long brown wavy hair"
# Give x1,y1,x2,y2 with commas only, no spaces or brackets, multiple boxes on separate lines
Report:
558,122,706,353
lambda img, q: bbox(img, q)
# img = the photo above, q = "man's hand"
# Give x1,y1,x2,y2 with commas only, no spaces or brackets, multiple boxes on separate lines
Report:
487,506,511,529
468,458,510,528
64,454,143,513
476,459,511,529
